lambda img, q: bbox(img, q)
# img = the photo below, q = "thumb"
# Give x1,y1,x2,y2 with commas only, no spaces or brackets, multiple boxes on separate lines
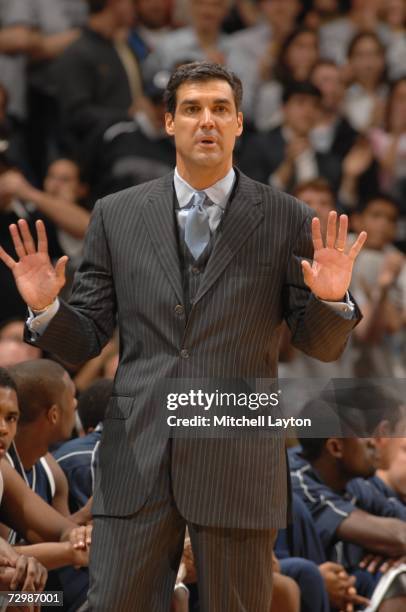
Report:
301,260,314,287
55,255,69,286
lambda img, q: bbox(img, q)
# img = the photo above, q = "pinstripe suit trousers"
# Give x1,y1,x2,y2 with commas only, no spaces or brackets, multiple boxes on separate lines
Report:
86,441,277,612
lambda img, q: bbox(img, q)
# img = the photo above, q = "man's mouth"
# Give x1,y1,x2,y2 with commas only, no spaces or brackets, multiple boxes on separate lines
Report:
197,136,217,146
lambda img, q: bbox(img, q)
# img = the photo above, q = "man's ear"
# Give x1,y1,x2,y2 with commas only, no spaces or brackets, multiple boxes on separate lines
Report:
236,111,243,137
165,112,175,136
326,438,344,459
47,404,59,425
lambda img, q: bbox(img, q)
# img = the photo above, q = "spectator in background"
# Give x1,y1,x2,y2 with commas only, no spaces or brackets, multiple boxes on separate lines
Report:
239,81,341,193
0,157,63,325
54,379,113,513
53,0,142,172
0,338,39,367
0,318,41,360
319,0,391,66
255,26,320,131
0,0,39,125
369,77,406,239
0,82,28,174
349,194,406,377
227,0,300,121
302,0,340,30
381,0,406,81
143,0,233,79
343,32,388,133
0,158,90,299
372,421,406,508
129,0,172,62
91,69,175,198
310,59,359,162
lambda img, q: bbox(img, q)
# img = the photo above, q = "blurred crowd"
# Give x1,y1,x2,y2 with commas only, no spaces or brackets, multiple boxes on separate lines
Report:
0,0,406,610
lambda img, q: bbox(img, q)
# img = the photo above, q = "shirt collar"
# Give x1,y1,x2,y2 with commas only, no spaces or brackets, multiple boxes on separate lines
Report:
174,167,236,209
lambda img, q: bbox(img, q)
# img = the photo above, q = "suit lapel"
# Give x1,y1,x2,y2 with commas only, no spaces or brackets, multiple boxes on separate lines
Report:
192,170,263,307
142,172,183,303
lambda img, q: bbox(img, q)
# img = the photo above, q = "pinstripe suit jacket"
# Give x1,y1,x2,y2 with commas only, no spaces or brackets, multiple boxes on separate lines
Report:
26,169,360,529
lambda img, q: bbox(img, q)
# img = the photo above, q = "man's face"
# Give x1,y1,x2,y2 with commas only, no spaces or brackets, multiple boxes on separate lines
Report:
349,36,384,83
44,160,82,201
0,387,19,457
136,0,169,29
296,188,335,235
260,0,300,30
189,0,230,32
359,200,398,250
165,79,243,175
340,437,378,479
55,373,77,441
383,438,406,501
112,0,136,28
311,65,344,113
284,94,319,136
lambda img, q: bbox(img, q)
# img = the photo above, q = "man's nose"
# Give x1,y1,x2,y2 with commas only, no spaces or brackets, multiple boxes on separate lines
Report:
200,108,214,127
0,418,8,435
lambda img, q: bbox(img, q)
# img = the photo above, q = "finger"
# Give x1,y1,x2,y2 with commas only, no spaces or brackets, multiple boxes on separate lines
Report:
39,567,47,591
349,231,367,261
18,219,36,254
35,220,48,254
10,556,26,589
335,214,348,252
22,558,37,591
326,210,337,249
349,593,370,606
9,223,27,259
0,244,16,269
55,256,68,287
301,260,315,288
311,216,324,251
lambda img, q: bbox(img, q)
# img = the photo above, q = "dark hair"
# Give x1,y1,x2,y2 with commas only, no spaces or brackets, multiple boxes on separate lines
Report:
86,0,108,14
164,61,243,115
310,58,339,79
347,31,385,60
356,192,400,215
9,359,67,424
78,379,113,432
0,367,17,392
282,80,322,104
273,27,319,85
299,438,327,461
293,178,335,198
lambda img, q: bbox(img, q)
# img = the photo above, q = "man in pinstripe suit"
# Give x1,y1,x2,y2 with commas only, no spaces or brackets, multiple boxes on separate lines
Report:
0,62,366,611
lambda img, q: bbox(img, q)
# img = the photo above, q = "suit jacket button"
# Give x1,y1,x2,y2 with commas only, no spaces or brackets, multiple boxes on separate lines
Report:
175,304,185,316
180,348,189,359
191,266,200,275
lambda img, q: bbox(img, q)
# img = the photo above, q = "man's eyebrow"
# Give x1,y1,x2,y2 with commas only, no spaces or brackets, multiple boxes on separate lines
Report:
179,98,233,106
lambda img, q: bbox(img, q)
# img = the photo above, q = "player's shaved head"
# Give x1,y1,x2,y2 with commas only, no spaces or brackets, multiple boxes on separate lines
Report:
9,359,68,424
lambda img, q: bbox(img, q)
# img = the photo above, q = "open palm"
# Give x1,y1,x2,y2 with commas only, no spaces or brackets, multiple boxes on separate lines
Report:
0,219,68,310
301,211,367,301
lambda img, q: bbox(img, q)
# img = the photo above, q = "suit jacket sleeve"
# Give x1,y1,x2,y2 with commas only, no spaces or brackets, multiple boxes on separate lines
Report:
24,199,117,364
282,209,361,362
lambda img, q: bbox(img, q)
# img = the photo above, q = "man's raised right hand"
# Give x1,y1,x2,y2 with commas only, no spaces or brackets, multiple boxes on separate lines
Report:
0,219,68,311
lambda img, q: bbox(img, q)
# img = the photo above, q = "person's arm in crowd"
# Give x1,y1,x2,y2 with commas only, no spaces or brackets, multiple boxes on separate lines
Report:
45,454,70,517
29,29,81,61
0,460,82,545
74,336,118,392
339,139,374,209
270,138,309,190
14,540,87,571
0,170,90,239
0,538,47,592
0,25,40,55
354,251,404,343
337,508,406,557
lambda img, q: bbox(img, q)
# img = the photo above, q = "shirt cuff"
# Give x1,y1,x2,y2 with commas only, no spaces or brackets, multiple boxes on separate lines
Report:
27,298,60,336
320,291,355,319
